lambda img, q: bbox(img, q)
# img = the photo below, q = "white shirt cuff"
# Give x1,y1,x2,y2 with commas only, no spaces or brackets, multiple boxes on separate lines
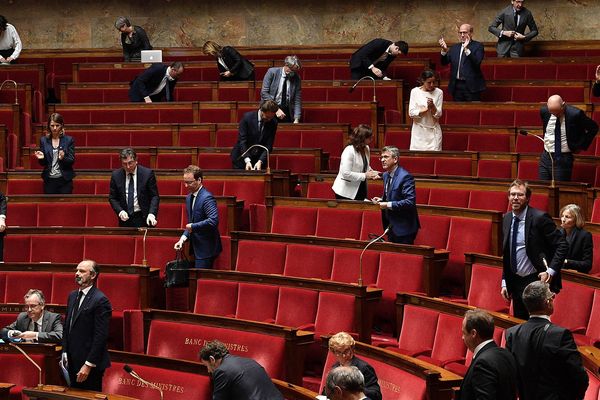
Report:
368,64,374,70
547,268,556,276
244,157,251,164
440,50,448,56
179,235,187,242
501,279,506,288
84,361,96,368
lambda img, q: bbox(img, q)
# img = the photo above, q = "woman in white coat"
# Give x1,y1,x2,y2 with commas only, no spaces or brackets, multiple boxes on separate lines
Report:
409,69,443,151
332,125,380,200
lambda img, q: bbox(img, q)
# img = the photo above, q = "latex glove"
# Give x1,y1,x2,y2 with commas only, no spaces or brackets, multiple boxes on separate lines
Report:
146,214,157,226
174,239,184,250
0,218,6,232
253,160,262,170
118,211,129,222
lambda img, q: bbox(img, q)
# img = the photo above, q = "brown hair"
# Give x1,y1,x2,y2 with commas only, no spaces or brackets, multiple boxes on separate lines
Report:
202,41,222,57
348,124,372,154
46,113,65,138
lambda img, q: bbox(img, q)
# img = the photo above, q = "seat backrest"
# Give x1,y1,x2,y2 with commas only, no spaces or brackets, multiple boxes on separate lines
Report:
591,198,600,223
414,214,451,249
235,240,286,274
84,235,136,265
4,271,53,303
331,248,379,286
7,203,38,226
271,206,317,235
314,292,356,336
31,235,84,263
428,188,470,208
362,352,427,400
275,287,319,327
468,190,508,212
4,235,32,262
223,181,265,206
194,279,238,316
38,203,86,227
235,283,279,322
0,354,46,387
467,264,509,313
86,203,118,227
316,208,363,240
51,272,78,304
97,273,142,310
284,244,334,279
398,305,439,355
429,313,467,364
552,280,595,333
359,210,385,241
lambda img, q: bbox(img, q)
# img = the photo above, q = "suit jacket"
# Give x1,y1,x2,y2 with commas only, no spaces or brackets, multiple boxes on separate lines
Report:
121,25,152,62
0,192,7,215
381,167,420,237
506,317,588,400
109,165,160,220
488,5,538,56
324,357,382,400
1,311,63,343
332,145,371,200
182,186,222,261
230,110,278,168
128,63,178,102
218,46,254,80
62,286,112,373
350,38,396,74
541,104,598,153
457,341,517,400
592,82,600,98
38,135,76,181
260,67,302,121
502,207,568,294
441,40,486,95
561,227,593,274
211,354,284,400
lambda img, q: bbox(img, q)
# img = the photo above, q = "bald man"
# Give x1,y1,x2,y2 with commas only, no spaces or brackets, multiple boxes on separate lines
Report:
439,24,486,101
539,95,598,182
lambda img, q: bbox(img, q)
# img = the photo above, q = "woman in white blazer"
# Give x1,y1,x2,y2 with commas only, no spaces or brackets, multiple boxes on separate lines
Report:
332,125,381,200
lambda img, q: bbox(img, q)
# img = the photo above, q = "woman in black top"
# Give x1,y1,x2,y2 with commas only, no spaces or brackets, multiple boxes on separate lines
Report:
560,203,593,274
115,16,152,62
202,40,255,81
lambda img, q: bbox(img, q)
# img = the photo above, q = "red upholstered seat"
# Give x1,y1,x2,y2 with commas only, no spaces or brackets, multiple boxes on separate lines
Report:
0,272,5,302
213,235,231,271
275,154,317,173
384,129,411,148
529,193,549,213
134,236,179,277
434,158,472,177
156,203,184,229
273,130,302,147
271,206,317,235
517,160,539,180
31,235,84,263
572,163,597,186
414,215,451,249
314,292,356,337
235,240,286,274
4,235,31,262
179,127,212,147
360,210,385,241
197,153,231,169
417,313,467,367
331,248,379,286
8,203,37,226
275,287,319,328
4,272,52,303
579,290,600,347
442,132,469,151
467,133,511,152
316,208,363,240
156,153,195,169
552,280,594,335
98,273,141,311
396,305,439,355
468,190,508,212
214,128,239,147
307,182,336,199
428,188,469,208
443,109,480,125
301,130,345,156
85,203,118,227
5,179,43,194
515,134,543,154
104,361,212,400
72,179,97,194
50,272,78,304
236,283,279,322
583,370,600,400
401,157,435,175
467,264,509,313
366,182,384,201
284,244,333,279
0,354,46,398
84,235,136,265
130,130,174,146
477,159,513,179
194,279,238,316
146,319,286,379
223,181,265,206
446,217,492,294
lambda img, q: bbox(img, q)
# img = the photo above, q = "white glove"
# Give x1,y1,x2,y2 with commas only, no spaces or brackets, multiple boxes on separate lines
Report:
118,210,129,222
146,214,157,226
174,240,184,250
0,217,5,232
61,352,68,369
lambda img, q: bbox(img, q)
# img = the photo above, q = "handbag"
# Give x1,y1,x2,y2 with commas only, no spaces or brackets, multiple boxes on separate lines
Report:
164,250,192,288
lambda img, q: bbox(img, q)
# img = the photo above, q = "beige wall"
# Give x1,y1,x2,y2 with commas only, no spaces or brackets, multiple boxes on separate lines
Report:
7,0,600,49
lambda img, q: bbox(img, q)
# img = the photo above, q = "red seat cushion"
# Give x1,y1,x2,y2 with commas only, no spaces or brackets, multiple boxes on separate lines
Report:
331,248,379,286
316,208,363,240
235,283,279,322
31,235,84,263
314,292,356,336
467,264,509,313
275,287,319,328
235,240,286,274
284,244,333,279
4,272,52,303
194,279,238,316
271,206,317,235
84,235,136,265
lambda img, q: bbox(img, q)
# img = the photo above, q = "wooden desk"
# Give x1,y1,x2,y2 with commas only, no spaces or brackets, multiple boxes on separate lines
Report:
0,383,15,400
23,386,138,400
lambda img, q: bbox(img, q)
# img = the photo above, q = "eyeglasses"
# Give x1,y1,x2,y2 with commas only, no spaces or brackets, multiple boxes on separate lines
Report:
331,348,353,357
25,303,41,310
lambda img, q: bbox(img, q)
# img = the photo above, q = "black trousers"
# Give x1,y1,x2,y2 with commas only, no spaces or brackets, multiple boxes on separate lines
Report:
69,366,105,392
44,177,73,194
452,80,482,102
388,231,417,245
510,272,539,320
538,151,573,182
0,232,4,262
0,48,16,62
118,211,146,228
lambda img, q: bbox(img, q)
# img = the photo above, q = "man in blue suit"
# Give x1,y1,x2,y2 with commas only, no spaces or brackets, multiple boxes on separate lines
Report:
174,165,222,268
439,24,486,101
128,61,184,102
62,260,111,391
372,146,420,244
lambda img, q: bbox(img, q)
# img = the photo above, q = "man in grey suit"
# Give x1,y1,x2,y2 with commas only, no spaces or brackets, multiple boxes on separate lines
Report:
488,0,538,57
1,289,63,343
261,55,302,123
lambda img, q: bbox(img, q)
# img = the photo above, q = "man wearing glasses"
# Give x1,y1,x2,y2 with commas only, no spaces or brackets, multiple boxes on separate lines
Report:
1,289,63,343
500,180,567,320
439,24,486,102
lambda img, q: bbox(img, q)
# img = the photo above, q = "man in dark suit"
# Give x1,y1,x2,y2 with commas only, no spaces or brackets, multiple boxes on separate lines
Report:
439,24,486,101
261,55,302,123
506,281,589,400
593,65,600,98
325,365,371,400
0,192,5,261
1,289,63,343
199,340,284,400
62,260,111,391
501,179,568,320
109,148,160,228
457,309,517,400
539,95,598,182
349,38,409,80
174,165,222,269
488,0,538,57
323,332,381,400
128,61,184,102
230,100,279,170
372,146,420,244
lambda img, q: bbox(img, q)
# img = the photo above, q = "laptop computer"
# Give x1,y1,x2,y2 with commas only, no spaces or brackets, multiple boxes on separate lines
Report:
141,50,163,63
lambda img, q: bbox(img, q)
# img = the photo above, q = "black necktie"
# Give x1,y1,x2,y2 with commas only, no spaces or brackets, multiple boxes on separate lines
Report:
554,117,562,161
33,321,39,332
280,75,288,109
70,290,83,330
127,173,135,215
511,216,520,273
514,11,519,28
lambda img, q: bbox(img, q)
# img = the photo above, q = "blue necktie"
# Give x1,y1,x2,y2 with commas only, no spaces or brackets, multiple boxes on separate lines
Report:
127,173,134,215
554,117,562,161
511,216,520,273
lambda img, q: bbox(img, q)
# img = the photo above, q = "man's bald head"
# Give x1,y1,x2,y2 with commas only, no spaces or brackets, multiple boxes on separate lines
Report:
460,24,473,33
547,95,565,117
